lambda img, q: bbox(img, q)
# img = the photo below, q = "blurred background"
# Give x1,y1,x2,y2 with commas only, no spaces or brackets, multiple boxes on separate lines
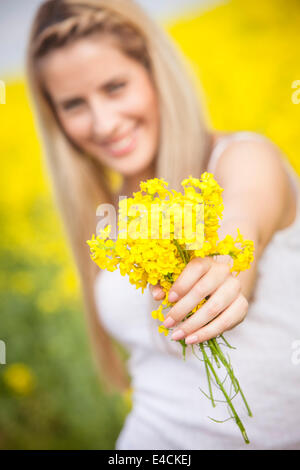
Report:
0,0,299,450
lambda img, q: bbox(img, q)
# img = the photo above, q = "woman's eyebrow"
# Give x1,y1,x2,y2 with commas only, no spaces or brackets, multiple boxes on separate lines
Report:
99,74,128,90
59,96,85,107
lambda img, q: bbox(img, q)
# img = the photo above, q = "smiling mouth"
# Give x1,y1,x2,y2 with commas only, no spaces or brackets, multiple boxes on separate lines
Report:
101,126,138,158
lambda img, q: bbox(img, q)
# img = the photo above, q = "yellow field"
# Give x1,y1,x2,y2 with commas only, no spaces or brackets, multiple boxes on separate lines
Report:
0,0,299,449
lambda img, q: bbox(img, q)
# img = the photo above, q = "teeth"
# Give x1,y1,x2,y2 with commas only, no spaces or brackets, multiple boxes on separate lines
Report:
108,135,133,152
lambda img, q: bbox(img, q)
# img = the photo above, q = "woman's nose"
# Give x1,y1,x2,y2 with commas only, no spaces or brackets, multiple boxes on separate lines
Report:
90,99,119,141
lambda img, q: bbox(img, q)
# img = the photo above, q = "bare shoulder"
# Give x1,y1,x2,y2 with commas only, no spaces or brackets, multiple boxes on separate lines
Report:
212,132,296,248
214,133,286,184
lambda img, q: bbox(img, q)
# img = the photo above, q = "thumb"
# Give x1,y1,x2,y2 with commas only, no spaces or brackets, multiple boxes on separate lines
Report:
149,282,165,300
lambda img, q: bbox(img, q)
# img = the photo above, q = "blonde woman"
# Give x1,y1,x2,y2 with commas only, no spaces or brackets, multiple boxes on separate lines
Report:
27,0,300,450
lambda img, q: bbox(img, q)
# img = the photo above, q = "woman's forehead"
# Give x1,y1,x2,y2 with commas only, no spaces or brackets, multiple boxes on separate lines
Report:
37,35,138,98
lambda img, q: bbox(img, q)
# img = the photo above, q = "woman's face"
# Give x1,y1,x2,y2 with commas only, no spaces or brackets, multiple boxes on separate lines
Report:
39,34,160,177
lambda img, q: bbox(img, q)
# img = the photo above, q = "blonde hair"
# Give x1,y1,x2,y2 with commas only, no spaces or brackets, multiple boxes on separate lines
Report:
26,0,212,393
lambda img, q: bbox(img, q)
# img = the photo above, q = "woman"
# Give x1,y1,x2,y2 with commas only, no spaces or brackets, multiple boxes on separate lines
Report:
27,0,300,449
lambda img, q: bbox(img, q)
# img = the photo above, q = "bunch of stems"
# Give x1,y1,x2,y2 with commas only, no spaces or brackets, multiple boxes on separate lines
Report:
171,241,252,444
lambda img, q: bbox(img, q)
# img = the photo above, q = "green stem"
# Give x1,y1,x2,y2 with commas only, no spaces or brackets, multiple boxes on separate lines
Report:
211,338,252,417
206,340,221,368
199,343,216,407
200,344,250,444
209,339,239,393
173,239,188,264
179,339,187,360
220,334,236,349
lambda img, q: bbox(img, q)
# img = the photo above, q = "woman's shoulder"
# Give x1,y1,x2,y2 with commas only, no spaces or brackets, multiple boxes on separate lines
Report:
208,130,292,181
209,130,274,164
208,130,300,235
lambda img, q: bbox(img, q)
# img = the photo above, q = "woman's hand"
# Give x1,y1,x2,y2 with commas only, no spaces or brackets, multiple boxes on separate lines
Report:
150,256,249,344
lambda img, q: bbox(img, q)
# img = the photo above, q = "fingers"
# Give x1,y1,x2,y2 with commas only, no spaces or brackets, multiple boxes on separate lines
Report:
150,257,218,303
167,257,213,302
171,277,240,340
170,276,242,339
163,261,231,328
184,294,249,344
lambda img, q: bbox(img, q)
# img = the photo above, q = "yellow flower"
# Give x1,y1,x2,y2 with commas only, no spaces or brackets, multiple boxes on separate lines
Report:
158,325,170,336
87,173,254,334
3,363,36,395
151,304,165,322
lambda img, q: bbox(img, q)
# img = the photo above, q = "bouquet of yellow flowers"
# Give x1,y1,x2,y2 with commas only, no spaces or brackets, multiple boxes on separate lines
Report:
87,173,254,443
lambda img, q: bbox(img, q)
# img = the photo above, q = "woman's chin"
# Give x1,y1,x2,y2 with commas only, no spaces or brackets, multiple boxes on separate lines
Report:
109,154,154,178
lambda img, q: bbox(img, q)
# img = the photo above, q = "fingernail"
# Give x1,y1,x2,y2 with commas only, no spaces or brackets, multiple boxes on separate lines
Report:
163,317,175,328
168,291,179,303
171,329,185,341
153,287,162,299
185,334,198,344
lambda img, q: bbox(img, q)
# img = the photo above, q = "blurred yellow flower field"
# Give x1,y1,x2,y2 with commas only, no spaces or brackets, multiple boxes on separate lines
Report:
166,0,300,174
0,0,299,450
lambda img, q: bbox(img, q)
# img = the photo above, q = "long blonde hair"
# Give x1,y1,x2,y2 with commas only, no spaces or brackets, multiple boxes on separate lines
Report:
26,0,212,393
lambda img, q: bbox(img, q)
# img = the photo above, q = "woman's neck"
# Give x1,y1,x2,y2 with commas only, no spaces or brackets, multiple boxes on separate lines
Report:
114,130,224,204
120,161,156,197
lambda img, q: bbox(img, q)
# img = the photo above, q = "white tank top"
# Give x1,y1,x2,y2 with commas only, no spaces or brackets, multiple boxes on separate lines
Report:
94,131,300,450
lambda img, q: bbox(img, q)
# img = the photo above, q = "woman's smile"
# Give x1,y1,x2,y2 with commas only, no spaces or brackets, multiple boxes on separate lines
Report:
99,124,139,158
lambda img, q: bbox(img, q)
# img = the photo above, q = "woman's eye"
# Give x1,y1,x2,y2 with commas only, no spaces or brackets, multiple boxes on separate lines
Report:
62,99,85,111
106,82,126,94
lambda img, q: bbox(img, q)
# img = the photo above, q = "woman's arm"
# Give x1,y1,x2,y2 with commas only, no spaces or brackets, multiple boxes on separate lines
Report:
209,137,292,300
151,137,293,343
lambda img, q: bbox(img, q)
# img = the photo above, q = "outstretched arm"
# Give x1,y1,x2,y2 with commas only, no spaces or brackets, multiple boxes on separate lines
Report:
151,137,293,343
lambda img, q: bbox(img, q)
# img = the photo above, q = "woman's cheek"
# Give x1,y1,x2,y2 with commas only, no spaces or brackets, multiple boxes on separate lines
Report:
61,112,92,142
124,77,156,118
